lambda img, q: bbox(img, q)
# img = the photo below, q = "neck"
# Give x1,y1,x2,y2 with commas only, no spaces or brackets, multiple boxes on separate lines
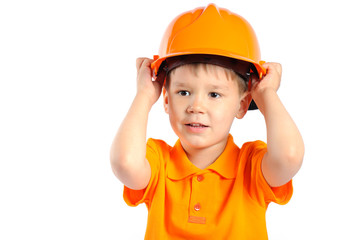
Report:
181,140,228,170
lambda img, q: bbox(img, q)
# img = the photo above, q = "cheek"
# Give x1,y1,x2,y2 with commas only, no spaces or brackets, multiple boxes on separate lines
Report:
169,96,188,110
214,101,240,118
167,98,184,118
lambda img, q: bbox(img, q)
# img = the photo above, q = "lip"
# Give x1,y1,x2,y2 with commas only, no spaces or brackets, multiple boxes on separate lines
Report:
184,122,209,133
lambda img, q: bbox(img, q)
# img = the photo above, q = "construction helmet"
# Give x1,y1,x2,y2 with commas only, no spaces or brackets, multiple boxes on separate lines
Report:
151,3,266,110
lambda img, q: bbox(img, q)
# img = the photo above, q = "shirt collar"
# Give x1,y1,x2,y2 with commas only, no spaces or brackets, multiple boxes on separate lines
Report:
168,134,239,180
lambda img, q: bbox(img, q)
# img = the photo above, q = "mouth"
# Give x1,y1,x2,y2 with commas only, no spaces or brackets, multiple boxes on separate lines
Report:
185,123,209,128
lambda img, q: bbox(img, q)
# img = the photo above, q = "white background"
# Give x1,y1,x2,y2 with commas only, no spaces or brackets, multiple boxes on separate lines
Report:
1,0,360,239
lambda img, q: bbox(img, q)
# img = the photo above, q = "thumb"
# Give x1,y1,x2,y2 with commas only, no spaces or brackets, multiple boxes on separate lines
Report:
136,58,145,73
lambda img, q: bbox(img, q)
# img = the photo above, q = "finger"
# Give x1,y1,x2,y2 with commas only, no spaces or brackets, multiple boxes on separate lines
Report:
262,62,282,77
136,58,146,72
136,58,152,72
275,63,282,76
153,76,164,91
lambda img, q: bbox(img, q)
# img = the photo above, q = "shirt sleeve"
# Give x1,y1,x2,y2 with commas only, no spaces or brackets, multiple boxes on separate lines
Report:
123,138,161,207
243,140,293,207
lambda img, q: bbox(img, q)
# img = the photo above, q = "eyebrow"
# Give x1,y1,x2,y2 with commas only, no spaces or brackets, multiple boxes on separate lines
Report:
208,84,229,91
172,81,229,91
173,82,187,88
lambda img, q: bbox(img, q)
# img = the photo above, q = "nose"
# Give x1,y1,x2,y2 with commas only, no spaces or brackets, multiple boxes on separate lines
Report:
186,95,205,114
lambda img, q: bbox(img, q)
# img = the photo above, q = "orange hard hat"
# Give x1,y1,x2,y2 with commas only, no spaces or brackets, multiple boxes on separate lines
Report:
151,3,266,79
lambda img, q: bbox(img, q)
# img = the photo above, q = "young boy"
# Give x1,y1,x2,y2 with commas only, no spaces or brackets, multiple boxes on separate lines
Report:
110,4,304,239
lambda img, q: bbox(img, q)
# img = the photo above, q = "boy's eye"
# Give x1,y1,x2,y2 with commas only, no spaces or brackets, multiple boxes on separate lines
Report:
209,92,221,98
178,90,190,96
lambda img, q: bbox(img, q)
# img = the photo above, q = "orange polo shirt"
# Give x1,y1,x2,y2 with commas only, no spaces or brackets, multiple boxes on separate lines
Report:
124,134,293,239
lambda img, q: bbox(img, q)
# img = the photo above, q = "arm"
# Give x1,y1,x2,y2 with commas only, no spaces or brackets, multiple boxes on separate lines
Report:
110,58,163,190
251,63,304,187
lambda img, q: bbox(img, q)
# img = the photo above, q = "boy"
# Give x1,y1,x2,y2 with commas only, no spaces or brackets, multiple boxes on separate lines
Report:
110,4,304,239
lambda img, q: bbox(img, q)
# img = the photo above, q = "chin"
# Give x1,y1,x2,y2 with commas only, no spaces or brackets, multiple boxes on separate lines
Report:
180,133,228,150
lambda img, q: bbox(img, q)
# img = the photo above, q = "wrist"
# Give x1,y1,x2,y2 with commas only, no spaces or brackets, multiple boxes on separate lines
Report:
252,88,278,114
253,87,277,97
134,92,156,110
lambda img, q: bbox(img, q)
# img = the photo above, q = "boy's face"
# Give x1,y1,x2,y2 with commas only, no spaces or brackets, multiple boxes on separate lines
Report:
163,64,251,152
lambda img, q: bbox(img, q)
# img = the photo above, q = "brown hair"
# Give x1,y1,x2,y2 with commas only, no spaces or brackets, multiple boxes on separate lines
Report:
165,63,248,95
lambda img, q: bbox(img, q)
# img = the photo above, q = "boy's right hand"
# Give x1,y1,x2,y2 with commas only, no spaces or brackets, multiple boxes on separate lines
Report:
136,57,164,106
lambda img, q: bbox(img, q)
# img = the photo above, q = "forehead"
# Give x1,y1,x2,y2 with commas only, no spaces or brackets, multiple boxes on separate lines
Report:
169,63,241,84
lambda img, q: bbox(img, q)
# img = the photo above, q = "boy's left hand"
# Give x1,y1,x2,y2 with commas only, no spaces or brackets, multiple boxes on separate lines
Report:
250,62,282,99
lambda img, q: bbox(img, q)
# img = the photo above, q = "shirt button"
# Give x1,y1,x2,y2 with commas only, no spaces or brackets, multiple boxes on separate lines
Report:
197,175,204,182
194,203,201,211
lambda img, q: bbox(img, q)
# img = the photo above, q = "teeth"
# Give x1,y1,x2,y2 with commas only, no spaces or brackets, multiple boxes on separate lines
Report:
189,123,204,127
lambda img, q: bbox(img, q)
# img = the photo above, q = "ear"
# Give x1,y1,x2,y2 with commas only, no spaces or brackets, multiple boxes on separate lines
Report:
163,87,169,114
236,92,252,119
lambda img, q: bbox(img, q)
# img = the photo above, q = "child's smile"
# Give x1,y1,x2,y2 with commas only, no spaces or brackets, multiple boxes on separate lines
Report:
185,122,209,133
